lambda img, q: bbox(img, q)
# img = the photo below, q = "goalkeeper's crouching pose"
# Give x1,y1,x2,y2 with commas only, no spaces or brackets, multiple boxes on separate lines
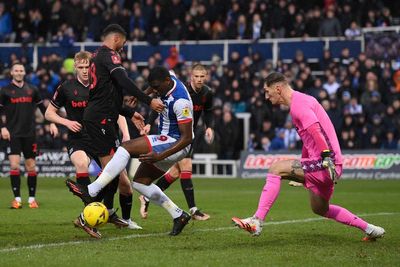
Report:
232,72,385,241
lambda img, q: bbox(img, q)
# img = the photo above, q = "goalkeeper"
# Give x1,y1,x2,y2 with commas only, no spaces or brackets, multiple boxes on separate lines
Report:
232,72,385,241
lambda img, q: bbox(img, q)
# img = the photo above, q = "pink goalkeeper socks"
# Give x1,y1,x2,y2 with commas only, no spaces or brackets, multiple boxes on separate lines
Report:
324,204,368,231
254,173,281,221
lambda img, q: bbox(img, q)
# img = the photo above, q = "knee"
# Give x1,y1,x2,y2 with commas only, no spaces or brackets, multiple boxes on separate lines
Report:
10,164,19,170
74,163,88,173
311,205,329,216
119,179,133,195
168,169,180,180
25,164,36,172
268,162,282,176
119,185,133,195
134,177,152,185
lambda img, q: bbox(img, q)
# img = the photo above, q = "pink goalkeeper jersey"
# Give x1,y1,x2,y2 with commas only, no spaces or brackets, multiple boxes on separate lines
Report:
290,91,343,165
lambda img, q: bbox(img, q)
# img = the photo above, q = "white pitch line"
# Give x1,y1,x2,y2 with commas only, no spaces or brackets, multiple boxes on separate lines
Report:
0,212,397,253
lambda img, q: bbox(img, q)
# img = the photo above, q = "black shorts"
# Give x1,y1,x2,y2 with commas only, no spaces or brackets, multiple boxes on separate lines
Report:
184,144,194,159
83,119,120,157
7,136,37,159
67,138,101,167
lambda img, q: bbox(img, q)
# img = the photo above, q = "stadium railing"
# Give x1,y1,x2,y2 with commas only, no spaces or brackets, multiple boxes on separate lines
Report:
0,36,365,71
192,153,237,178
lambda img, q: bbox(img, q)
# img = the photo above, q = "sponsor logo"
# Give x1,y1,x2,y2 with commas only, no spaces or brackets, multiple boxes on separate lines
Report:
241,153,400,170
243,154,298,169
193,105,204,111
71,100,87,108
10,97,32,103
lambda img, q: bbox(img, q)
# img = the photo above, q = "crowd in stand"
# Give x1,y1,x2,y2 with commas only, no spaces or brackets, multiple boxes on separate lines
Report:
0,0,400,159
0,0,399,43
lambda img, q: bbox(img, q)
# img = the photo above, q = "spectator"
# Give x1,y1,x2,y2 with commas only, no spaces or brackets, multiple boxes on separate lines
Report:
323,74,340,96
381,131,398,149
163,46,184,70
305,7,322,37
231,91,247,113
86,6,103,41
216,110,239,159
345,96,363,115
250,13,263,41
319,10,342,37
283,120,299,150
236,14,249,40
270,129,285,151
345,21,361,39
0,3,12,41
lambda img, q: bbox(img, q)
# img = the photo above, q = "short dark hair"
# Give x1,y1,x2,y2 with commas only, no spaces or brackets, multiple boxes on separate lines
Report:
102,24,127,37
264,72,287,87
10,62,24,71
148,66,170,83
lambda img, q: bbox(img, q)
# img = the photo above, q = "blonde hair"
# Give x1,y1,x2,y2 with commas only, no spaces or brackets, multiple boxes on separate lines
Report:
74,51,91,64
191,63,207,73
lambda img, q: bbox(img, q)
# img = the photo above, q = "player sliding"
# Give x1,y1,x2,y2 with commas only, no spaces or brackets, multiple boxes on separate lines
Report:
232,72,385,241
66,66,193,236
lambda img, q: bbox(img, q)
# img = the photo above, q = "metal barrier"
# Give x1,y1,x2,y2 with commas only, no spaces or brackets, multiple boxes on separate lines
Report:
192,154,237,178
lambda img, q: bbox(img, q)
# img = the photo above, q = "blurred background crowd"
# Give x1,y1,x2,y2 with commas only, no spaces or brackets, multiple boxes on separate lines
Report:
0,0,399,43
0,0,400,160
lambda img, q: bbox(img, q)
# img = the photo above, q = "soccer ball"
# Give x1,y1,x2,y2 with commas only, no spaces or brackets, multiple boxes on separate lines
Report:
83,202,109,228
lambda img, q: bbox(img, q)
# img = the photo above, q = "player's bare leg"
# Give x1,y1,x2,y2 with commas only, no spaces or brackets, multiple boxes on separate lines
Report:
9,155,22,208
25,158,39,208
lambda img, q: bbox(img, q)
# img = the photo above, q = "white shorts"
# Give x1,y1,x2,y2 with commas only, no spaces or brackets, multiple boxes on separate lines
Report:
145,134,191,171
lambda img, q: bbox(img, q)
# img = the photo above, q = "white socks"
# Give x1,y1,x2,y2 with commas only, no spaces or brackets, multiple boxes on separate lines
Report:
15,197,22,203
88,147,131,197
28,197,35,203
132,182,183,219
189,207,198,214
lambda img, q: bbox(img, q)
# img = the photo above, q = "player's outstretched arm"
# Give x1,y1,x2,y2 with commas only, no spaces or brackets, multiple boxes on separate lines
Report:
117,115,130,142
111,68,164,112
140,110,159,135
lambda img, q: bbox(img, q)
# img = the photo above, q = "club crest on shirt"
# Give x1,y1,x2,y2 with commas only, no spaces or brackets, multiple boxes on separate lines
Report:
26,88,33,95
111,55,121,64
74,89,78,96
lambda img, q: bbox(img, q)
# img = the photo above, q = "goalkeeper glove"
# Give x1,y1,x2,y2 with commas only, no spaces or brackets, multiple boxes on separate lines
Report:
321,150,337,184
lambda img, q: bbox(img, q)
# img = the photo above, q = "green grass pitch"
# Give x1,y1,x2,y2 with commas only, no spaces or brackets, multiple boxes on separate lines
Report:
0,178,399,267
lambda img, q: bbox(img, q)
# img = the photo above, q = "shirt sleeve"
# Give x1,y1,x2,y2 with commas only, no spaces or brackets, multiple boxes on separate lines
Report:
103,50,125,74
32,85,43,105
173,99,193,124
291,98,318,130
203,88,214,128
50,82,66,109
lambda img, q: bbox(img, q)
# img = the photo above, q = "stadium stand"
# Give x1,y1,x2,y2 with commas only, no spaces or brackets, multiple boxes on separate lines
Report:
0,0,399,159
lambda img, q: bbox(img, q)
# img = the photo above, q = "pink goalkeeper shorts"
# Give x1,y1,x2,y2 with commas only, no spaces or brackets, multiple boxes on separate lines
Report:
301,157,343,201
